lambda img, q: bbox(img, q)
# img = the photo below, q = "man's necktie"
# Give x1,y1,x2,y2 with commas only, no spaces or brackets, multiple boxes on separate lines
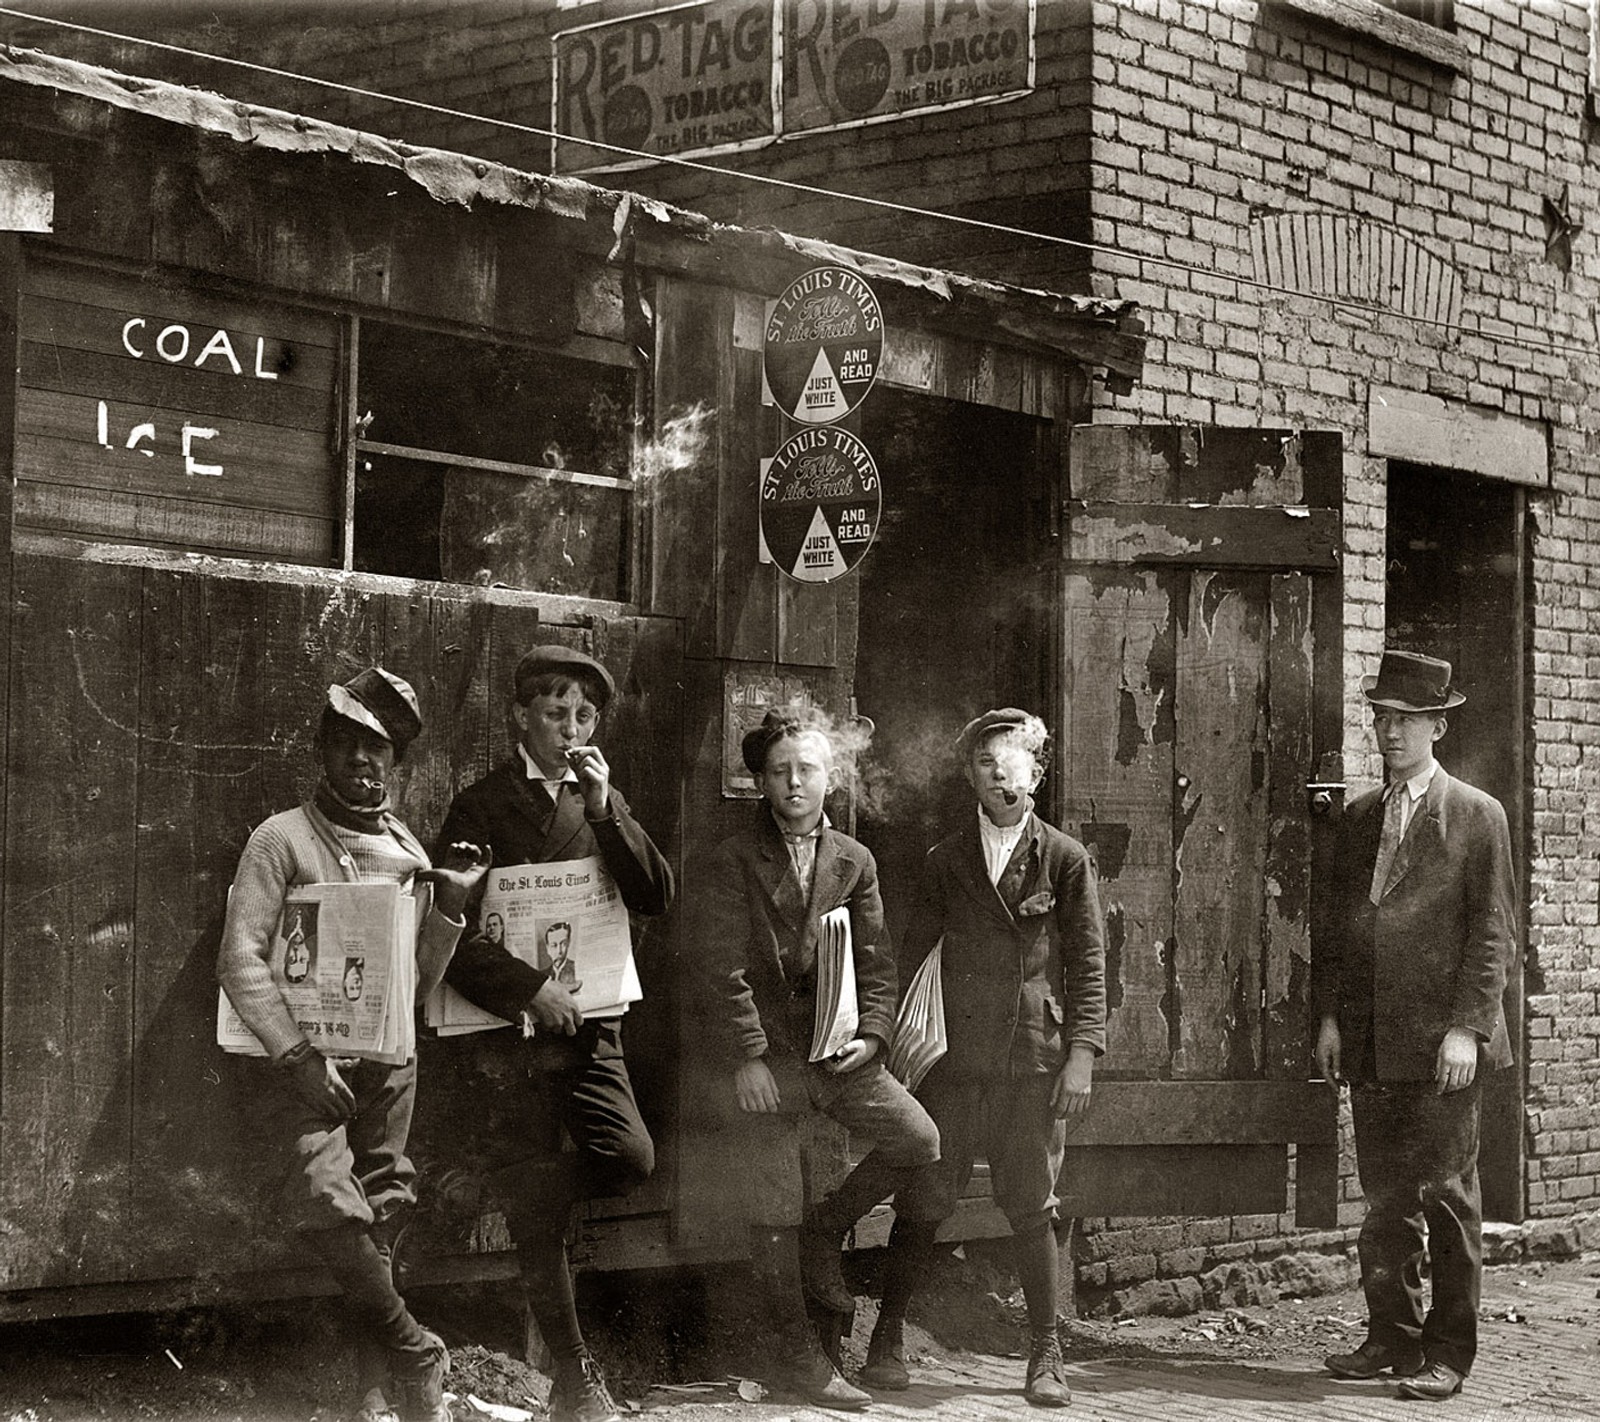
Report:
1368,787,1406,904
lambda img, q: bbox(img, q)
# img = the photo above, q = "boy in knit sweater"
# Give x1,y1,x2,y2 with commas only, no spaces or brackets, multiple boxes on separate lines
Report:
218,667,489,1422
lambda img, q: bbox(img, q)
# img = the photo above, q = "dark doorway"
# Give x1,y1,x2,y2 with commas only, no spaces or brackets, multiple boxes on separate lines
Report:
1384,461,1527,1221
851,389,1055,948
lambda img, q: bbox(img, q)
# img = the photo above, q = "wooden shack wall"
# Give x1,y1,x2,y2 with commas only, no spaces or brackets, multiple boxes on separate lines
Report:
0,86,1118,1311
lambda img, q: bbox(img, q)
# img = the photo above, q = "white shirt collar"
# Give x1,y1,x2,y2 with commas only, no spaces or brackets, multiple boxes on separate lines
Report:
518,743,577,784
1389,758,1439,803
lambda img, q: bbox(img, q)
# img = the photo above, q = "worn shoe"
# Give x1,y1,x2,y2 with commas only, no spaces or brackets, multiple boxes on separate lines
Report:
1396,1361,1465,1400
798,1218,856,1314
354,1391,402,1422
389,1330,450,1422
1325,1339,1426,1379
1023,1328,1072,1407
775,1348,871,1411
858,1313,909,1390
549,1351,621,1422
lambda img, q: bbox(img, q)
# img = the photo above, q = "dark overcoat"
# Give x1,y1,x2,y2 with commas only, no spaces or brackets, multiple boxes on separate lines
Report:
695,813,899,1065
437,760,674,1021
905,810,1107,1080
1314,767,1517,1080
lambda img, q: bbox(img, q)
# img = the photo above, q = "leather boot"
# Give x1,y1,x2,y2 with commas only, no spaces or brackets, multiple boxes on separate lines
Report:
775,1324,871,1411
859,1312,909,1391
798,1214,855,1315
388,1329,450,1422
1023,1326,1071,1407
549,1348,622,1422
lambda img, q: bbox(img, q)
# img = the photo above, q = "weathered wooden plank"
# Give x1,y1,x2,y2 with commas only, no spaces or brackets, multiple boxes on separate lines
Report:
129,568,268,1280
649,274,733,654
1172,572,1270,1079
1058,571,1175,1077
21,258,340,361
1055,1080,1336,1147
14,480,335,564
16,393,338,514
1057,1144,1289,1217
1,555,142,1288
1066,503,1340,569
718,320,778,660
1263,573,1315,1078
20,341,334,431
1068,424,1179,502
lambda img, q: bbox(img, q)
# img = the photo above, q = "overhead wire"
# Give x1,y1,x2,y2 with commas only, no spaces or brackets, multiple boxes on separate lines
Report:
0,3,1593,362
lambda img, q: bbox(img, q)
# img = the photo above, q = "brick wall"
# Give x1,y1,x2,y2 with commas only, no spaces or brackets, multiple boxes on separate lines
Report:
15,0,1599,1307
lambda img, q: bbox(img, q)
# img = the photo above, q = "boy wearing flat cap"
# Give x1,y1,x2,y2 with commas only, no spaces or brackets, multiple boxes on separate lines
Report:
435,644,674,1422
218,667,490,1422
867,709,1105,1407
1315,651,1517,1402
694,708,940,1411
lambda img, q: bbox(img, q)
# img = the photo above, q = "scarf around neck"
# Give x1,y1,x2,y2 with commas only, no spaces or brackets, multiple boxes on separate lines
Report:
314,777,393,835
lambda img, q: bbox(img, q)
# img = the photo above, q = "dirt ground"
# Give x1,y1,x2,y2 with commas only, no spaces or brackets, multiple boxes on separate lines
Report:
1,1244,1595,1422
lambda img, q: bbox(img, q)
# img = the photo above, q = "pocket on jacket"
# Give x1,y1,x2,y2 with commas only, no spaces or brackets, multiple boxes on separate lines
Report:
1045,997,1065,1026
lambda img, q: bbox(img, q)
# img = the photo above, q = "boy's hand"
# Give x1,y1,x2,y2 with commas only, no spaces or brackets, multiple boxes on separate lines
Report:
278,1044,356,1123
1314,1015,1343,1091
1051,1044,1095,1117
734,1058,781,1113
566,745,612,820
822,1036,879,1075
1435,1026,1478,1095
419,842,493,920
526,978,584,1035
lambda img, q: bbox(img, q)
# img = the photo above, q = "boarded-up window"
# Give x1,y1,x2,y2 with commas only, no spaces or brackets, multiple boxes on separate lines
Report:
15,256,341,562
353,322,637,600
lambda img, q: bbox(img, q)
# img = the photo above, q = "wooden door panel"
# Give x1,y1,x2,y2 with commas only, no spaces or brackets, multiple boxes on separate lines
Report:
1060,423,1342,1221
1059,571,1175,1076
1173,571,1271,1079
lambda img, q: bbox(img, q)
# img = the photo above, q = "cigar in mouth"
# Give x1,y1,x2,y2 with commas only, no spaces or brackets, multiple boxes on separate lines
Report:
1000,788,1019,806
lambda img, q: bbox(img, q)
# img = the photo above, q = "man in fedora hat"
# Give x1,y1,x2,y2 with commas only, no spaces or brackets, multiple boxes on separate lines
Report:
434,644,674,1422
219,666,490,1422
1314,650,1517,1403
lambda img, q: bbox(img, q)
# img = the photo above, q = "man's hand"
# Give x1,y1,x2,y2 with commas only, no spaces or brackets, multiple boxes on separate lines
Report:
823,1036,879,1075
418,841,493,920
1051,1044,1095,1116
278,1043,355,1123
1315,1015,1343,1091
565,745,612,820
734,1058,781,1113
1435,1026,1479,1094
525,977,584,1035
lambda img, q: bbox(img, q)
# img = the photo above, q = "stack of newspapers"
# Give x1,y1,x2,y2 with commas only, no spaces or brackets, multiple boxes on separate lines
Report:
888,941,947,1092
808,906,860,1061
426,856,643,1036
217,881,421,1065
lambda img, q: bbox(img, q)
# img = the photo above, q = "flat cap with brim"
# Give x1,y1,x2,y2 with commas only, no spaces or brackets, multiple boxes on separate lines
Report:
327,666,422,752
955,707,1037,759
1361,649,1465,712
513,644,615,709
741,708,822,776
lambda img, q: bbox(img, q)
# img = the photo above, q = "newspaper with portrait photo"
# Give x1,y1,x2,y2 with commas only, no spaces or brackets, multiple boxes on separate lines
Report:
426,854,642,1035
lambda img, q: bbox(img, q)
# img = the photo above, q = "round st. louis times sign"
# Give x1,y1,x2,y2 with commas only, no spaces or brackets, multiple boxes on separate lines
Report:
761,427,881,583
764,265,884,424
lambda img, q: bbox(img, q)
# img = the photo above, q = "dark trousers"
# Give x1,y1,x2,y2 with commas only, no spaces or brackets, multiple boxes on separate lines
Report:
896,1072,1067,1235
486,1020,655,1230
1351,1078,1483,1375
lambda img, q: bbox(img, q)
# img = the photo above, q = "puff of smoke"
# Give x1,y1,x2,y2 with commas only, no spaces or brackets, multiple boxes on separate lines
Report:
634,402,713,484
976,712,1053,775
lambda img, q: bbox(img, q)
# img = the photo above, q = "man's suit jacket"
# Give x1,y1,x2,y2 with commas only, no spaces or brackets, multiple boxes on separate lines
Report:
696,813,898,1065
437,760,674,1023
1314,767,1517,1081
904,809,1107,1080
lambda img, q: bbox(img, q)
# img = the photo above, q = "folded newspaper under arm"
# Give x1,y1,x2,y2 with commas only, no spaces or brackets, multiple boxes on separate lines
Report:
887,938,946,1093
809,905,860,1062
216,881,421,1066
426,856,642,1036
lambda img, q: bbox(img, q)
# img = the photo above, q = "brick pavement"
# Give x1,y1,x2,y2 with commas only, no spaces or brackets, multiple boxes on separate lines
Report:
635,1262,1600,1422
